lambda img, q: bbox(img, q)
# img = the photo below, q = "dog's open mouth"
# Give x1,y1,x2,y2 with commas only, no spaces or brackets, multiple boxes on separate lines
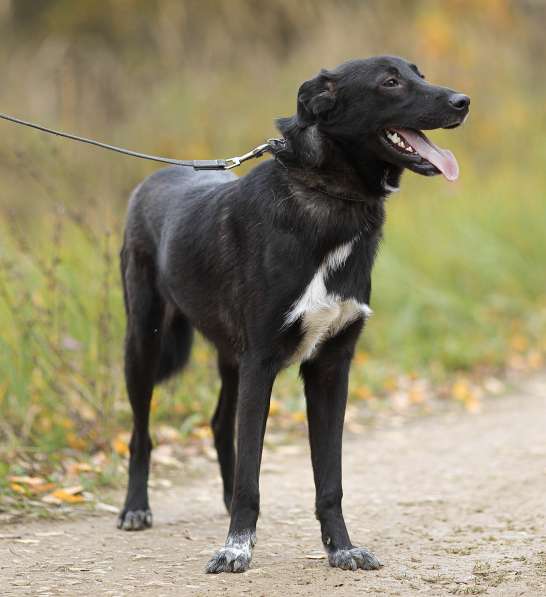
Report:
384,128,459,181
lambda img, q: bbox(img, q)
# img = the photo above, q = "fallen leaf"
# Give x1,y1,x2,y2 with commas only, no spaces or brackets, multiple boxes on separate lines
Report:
67,432,87,450
43,486,85,505
94,502,119,514
65,462,98,475
10,483,26,494
408,386,426,404
192,426,212,440
112,433,130,457
8,476,46,486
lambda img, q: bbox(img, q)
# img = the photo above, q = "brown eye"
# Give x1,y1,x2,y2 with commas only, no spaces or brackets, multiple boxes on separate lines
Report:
382,77,400,88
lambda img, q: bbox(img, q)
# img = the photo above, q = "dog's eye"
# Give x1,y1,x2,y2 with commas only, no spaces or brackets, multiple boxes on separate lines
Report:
382,78,400,88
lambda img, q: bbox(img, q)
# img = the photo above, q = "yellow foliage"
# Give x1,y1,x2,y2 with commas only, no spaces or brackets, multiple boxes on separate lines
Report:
45,488,85,504
112,433,130,456
37,417,53,433
354,386,372,401
194,346,211,365
291,411,306,424
66,432,87,451
31,291,45,307
269,399,282,416
354,352,369,366
59,417,74,430
383,377,398,393
408,387,425,404
10,482,26,494
451,379,481,412
9,476,57,495
192,425,212,440
510,335,528,352
417,13,454,58
65,462,97,475
452,379,472,402
527,351,544,370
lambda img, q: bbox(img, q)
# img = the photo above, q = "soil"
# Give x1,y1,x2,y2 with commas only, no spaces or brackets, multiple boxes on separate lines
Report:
1,376,545,596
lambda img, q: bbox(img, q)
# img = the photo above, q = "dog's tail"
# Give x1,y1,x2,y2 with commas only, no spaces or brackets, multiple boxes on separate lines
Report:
155,312,193,384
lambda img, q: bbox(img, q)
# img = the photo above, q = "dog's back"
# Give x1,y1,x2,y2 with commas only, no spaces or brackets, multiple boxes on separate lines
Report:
124,167,237,256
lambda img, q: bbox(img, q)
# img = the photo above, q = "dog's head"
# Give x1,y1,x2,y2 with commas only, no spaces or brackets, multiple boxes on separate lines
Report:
291,56,469,183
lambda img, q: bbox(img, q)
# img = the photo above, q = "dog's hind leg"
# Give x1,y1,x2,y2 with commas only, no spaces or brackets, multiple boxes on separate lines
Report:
206,355,277,573
300,320,382,571
118,248,163,531
211,357,238,513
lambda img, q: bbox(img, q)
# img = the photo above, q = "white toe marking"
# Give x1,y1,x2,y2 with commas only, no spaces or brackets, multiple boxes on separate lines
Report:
285,237,372,362
219,530,256,560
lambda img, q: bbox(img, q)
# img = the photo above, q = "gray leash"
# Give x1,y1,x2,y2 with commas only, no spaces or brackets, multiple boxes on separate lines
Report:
0,111,284,170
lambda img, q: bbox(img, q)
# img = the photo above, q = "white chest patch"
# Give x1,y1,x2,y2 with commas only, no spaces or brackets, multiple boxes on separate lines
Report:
285,238,372,363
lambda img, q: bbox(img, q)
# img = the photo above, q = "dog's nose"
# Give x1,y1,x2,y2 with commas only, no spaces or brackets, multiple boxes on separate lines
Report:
449,93,470,111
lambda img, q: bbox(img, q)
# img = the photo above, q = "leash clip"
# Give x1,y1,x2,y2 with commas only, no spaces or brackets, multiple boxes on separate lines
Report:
224,156,242,170
224,142,275,170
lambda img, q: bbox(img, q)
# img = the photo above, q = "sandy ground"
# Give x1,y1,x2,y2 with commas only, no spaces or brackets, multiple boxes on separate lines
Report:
1,376,545,596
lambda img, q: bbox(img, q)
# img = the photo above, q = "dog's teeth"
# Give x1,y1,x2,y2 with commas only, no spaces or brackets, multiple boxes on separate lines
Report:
386,130,415,153
386,131,400,143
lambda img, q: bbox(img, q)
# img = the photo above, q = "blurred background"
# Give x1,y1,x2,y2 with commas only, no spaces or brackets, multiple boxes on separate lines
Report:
0,1,545,476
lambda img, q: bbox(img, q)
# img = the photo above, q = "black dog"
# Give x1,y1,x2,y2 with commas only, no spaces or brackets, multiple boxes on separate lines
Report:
118,56,469,573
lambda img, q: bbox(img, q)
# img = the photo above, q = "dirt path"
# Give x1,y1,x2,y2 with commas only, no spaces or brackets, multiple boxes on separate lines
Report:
2,376,545,596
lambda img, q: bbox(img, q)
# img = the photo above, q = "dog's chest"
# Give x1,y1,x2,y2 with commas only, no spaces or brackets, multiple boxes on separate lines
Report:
285,238,371,363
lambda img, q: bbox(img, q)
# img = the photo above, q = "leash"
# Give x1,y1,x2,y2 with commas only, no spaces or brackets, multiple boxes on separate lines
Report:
0,111,285,171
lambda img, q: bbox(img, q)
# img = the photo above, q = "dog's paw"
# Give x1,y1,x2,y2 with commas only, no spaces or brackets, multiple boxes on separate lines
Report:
328,546,382,571
206,546,252,573
117,509,153,531
205,530,255,574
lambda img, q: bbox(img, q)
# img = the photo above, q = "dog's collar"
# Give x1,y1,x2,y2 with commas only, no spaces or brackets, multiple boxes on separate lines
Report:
285,165,375,204
298,181,370,203
277,139,392,203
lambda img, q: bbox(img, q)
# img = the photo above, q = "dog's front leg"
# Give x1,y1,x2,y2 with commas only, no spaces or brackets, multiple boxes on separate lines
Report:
206,355,276,573
301,321,382,571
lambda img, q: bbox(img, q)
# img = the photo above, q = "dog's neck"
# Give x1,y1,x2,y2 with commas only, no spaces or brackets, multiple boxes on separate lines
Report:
276,116,402,201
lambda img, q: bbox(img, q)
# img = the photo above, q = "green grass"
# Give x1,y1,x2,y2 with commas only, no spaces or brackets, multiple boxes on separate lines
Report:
369,168,546,372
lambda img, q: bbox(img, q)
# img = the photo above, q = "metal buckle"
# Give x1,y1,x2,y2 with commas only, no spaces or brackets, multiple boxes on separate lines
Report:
224,157,242,169
224,142,273,169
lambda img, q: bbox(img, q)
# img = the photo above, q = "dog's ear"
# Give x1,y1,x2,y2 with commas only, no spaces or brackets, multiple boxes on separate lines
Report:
296,71,337,127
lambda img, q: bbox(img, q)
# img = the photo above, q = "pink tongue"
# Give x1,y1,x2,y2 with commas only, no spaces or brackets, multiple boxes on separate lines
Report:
394,128,459,181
